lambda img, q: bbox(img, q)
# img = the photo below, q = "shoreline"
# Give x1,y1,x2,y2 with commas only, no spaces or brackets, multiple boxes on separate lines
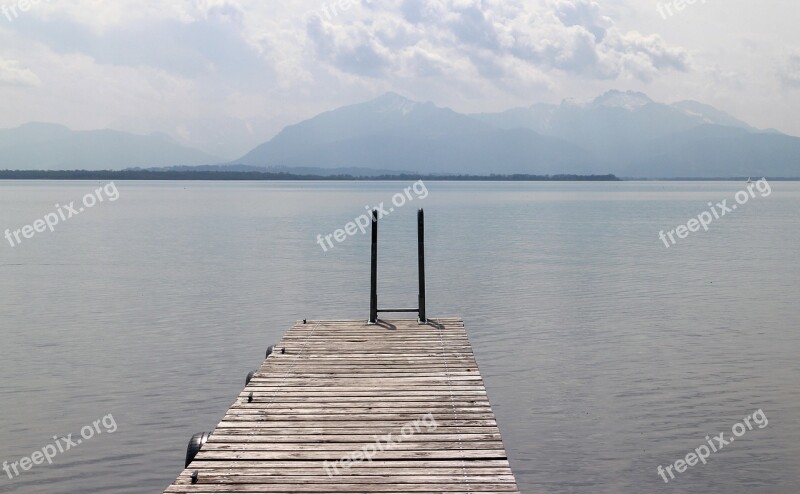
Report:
2,170,799,181
0,170,621,181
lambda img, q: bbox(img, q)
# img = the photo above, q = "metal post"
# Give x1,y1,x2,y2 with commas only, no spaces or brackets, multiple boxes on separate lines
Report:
417,208,427,324
369,209,378,324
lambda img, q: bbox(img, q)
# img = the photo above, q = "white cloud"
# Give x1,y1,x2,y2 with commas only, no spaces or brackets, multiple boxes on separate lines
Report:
554,0,613,41
303,0,689,84
778,52,800,89
0,59,41,86
601,29,689,81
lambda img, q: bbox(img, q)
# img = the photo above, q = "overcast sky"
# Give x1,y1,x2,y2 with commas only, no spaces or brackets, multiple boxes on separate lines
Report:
1,0,798,158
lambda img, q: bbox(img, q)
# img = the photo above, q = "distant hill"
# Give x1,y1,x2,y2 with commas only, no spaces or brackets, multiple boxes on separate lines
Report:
6,91,800,177
236,93,593,175
0,123,220,170
634,124,800,177
0,169,621,181
469,90,799,176
235,91,800,178
147,164,414,177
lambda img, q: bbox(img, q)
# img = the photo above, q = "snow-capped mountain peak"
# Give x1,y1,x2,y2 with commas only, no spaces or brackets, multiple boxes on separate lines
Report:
590,90,654,110
370,92,421,116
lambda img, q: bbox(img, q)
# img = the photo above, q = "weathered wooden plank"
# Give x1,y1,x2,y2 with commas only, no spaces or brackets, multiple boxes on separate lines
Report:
206,434,503,442
166,484,520,493
211,427,503,435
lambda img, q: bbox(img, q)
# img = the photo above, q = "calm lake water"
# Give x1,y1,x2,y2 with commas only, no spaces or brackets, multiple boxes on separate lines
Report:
0,180,798,493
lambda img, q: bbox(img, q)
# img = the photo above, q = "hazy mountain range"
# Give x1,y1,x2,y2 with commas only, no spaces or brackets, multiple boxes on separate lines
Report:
0,123,220,170
236,91,800,177
4,91,800,177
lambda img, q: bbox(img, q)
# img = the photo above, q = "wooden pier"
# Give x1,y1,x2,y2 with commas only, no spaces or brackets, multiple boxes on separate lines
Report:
164,318,520,493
